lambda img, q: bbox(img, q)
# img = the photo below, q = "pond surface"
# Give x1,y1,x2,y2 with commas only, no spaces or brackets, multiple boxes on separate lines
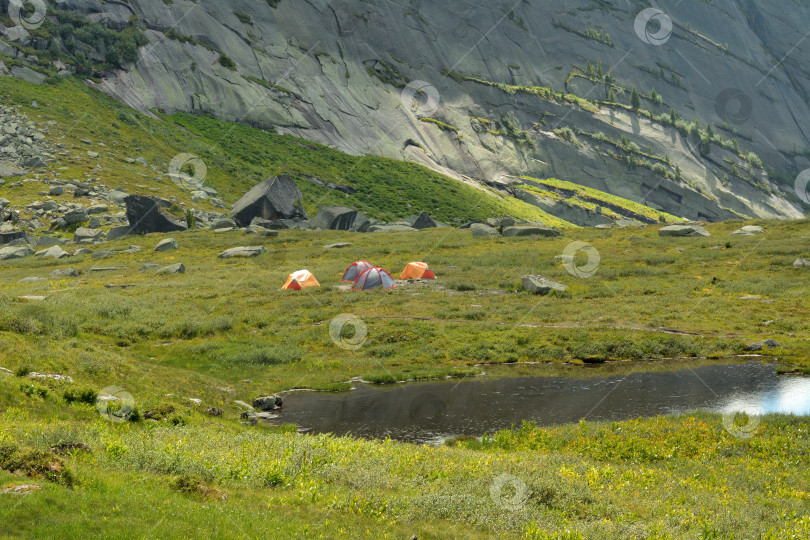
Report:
278,362,810,444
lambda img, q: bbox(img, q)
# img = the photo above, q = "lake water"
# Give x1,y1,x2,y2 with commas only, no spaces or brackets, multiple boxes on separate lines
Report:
278,362,810,444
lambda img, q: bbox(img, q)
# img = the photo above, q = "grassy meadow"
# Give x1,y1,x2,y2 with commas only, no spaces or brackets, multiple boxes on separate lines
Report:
0,74,807,538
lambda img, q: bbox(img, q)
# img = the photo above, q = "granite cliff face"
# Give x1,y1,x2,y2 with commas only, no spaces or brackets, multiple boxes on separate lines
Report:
4,0,810,221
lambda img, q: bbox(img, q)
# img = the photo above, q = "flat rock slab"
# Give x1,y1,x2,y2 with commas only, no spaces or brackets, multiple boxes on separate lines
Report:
156,263,185,274
731,225,765,236
658,225,711,237
368,224,418,233
50,268,79,278
325,243,352,249
503,226,561,238
522,275,568,295
88,267,127,272
218,246,268,258
0,246,33,260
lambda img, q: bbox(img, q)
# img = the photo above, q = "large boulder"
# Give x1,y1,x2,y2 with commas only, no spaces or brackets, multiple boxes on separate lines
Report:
409,211,439,230
471,223,499,237
0,245,33,260
124,195,188,234
230,174,307,227
503,225,561,238
659,224,711,237
522,275,568,295
310,206,369,232
0,229,30,245
156,263,185,274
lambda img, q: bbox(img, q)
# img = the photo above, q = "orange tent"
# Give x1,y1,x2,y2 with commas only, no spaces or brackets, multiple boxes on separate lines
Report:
399,262,436,280
281,270,320,290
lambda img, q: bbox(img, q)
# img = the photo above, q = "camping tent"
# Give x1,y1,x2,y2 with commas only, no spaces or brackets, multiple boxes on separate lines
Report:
342,261,373,282
352,267,395,290
281,270,320,290
399,262,436,280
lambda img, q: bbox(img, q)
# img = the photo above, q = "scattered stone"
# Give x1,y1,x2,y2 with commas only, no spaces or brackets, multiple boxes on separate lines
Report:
106,225,131,241
218,246,268,258
139,263,160,271
156,263,185,274
471,223,499,237
368,224,418,233
154,238,178,252
73,248,93,256
207,407,223,417
0,229,30,245
50,268,79,278
230,174,308,227
18,277,45,283
522,275,568,295
793,259,810,268
310,206,369,232
35,235,63,247
87,204,108,215
187,398,202,406
74,227,104,243
88,266,126,272
210,218,238,230
731,225,765,236
325,243,352,249
87,151,99,158
745,339,781,352
124,195,187,234
49,186,64,196
658,225,711,237
0,164,26,178
63,208,88,226
104,284,134,289
0,245,33,260
253,395,283,411
503,226,561,238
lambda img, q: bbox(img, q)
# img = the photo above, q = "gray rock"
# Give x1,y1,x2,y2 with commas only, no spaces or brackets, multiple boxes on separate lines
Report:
124,195,187,234
210,218,237,230
156,263,185,274
106,225,131,240
74,227,104,243
35,235,63,247
368,224,418,232
745,339,781,352
793,258,810,268
0,230,30,245
253,395,283,411
36,245,70,259
310,206,369,232
18,276,45,283
50,268,79,278
139,263,161,271
731,225,765,236
0,245,33,260
63,208,88,225
107,189,128,206
471,223,499,237
658,225,711,237
87,204,108,215
230,174,307,227
154,237,178,252
325,243,352,249
49,186,64,196
522,275,568,295
73,248,92,256
410,211,439,230
0,164,25,178
503,225,561,238
218,246,268,258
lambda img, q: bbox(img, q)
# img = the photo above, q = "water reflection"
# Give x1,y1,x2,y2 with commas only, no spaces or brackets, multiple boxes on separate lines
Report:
279,362,810,444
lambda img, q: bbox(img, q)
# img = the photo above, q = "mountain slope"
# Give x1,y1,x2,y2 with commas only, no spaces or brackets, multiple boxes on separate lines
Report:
1,0,810,222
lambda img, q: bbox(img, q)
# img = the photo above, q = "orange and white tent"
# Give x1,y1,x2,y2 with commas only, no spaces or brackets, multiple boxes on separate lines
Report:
399,262,436,280
281,270,320,290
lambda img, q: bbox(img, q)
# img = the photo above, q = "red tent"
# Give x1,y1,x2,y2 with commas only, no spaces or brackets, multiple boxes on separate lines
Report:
342,261,373,282
352,267,396,290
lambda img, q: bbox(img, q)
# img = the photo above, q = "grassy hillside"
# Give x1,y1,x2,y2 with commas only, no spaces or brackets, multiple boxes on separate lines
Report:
0,76,570,226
